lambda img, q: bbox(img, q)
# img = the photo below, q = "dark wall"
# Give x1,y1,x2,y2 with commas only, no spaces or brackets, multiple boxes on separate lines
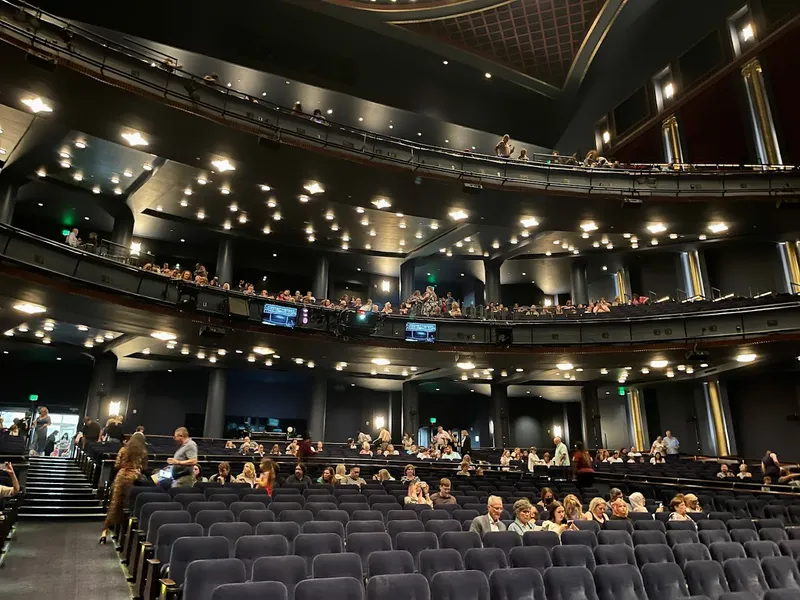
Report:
642,381,701,454
628,251,681,300
324,383,397,444
0,359,93,412
704,242,782,297
501,283,546,307
763,22,800,165
417,390,490,449
726,369,800,459
508,399,579,450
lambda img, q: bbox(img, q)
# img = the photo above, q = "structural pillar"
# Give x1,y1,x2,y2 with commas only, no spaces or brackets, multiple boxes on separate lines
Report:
400,259,415,303
570,261,588,305
0,181,19,225
701,378,736,456
490,383,510,448
313,256,329,301
84,352,118,420
484,259,502,305
308,377,327,440
581,385,603,449
111,214,134,252
401,381,419,444
204,369,226,438
681,250,709,299
614,269,630,304
661,115,685,164
742,58,783,165
627,388,647,451
216,239,233,287
778,241,800,294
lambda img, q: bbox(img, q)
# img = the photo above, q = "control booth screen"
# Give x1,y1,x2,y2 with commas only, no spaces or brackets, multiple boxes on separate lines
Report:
405,322,437,343
262,303,298,329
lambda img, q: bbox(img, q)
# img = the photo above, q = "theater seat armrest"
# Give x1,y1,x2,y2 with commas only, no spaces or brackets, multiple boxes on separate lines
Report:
159,579,179,600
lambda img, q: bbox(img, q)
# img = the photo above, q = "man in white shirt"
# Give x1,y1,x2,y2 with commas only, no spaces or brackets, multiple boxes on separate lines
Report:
440,445,461,460
607,450,624,463
469,495,507,535
553,436,570,467
65,228,80,248
0,462,20,497
528,447,541,472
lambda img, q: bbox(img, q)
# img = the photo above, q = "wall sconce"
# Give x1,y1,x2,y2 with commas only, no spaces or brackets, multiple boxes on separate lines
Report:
553,425,563,438
374,415,385,429
109,400,121,416
381,280,391,293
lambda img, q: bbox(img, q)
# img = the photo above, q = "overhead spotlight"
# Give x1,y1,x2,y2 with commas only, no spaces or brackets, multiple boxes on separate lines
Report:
580,222,598,232
698,234,707,240
238,214,247,224
600,368,608,374
142,163,153,171
592,241,600,248
663,82,675,99
650,359,668,368
736,353,756,363
121,131,148,146
602,131,611,144
196,211,205,220
708,222,728,234
59,160,71,169
372,198,391,210
430,223,439,230
556,363,573,371
521,230,529,238
123,170,133,178
184,188,193,196
273,212,282,221
223,221,232,230
669,233,678,239
484,72,492,79
21,96,53,113
110,175,120,184
304,181,325,195
545,251,552,256
262,226,272,234
647,223,667,234
36,168,47,178
449,209,468,220
510,237,518,244
520,217,539,228
14,302,46,315
73,172,83,181
180,199,189,207
211,158,235,172
415,231,423,239
741,22,754,41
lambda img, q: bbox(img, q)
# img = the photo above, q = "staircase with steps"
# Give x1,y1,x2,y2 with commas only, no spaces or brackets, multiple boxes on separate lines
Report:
19,456,105,518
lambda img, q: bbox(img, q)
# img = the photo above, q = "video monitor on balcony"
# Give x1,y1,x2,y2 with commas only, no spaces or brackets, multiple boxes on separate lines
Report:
405,322,437,343
262,302,298,329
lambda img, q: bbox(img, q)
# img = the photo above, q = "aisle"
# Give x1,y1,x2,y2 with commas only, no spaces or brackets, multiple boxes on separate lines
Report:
2,520,131,599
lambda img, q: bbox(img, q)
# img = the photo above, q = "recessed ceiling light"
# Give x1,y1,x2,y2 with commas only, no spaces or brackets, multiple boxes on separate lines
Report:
196,211,205,220
306,234,315,242
651,238,658,245
485,72,492,79
647,223,667,234
580,222,598,232
121,131,148,146
238,214,247,224
708,222,728,234
14,302,45,315
592,241,600,248
369,230,376,237
142,163,153,171
223,221,232,230
21,97,53,113
220,187,231,195
600,368,608,374
372,198,391,210
545,251,552,256
650,359,669,368
84,216,90,221
262,226,272,234
73,172,83,182
180,199,189,207
326,109,333,115
74,140,87,149
110,175,120,184
211,158,235,172
736,353,756,363
449,209,468,220
60,160,71,169
510,237,518,244
92,186,101,194
273,212,282,221
180,238,185,242
669,233,678,239
123,170,133,178
36,168,46,178
184,188,193,196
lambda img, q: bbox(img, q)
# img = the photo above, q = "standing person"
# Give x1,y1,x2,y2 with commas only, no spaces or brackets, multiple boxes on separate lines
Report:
495,134,515,158
762,449,781,480
663,430,680,460
375,428,391,453
33,406,51,456
572,441,594,488
458,430,471,455
44,429,59,456
650,436,666,457
433,426,452,450
76,416,101,449
164,427,198,488
257,459,276,495
100,432,147,543
553,436,570,467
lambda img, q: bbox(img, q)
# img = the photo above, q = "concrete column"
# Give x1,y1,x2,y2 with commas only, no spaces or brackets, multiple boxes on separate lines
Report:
680,249,710,299
0,180,18,225
581,385,603,449
313,255,329,301
110,214,134,251
570,261,588,305
402,381,419,444
484,259,502,305
700,379,737,456
203,369,226,438
490,383,510,448
400,259,415,303
216,239,233,286
84,352,118,420
308,377,327,440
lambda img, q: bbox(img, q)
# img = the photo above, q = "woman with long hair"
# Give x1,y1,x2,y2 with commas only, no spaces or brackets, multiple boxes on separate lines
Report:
318,466,336,484
562,494,584,521
257,458,276,496
33,406,51,456
100,432,148,543
572,441,594,488
540,501,578,537
404,481,433,507
236,462,257,487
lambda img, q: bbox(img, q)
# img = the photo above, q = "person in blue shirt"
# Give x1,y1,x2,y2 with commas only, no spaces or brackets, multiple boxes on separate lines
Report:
663,430,680,458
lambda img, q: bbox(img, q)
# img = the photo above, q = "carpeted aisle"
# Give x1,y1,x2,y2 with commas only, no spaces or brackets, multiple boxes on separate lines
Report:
2,520,132,599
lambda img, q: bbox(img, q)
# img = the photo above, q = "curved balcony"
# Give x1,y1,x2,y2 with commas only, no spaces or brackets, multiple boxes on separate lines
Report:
1,0,799,201
2,224,799,349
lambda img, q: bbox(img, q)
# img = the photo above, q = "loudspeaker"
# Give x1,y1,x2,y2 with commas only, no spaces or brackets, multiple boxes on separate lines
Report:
228,296,250,318
26,52,56,72
463,181,483,194
622,197,643,208
258,136,281,151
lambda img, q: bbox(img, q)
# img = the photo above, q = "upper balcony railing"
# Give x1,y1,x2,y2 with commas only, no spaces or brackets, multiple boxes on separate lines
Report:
2,0,800,199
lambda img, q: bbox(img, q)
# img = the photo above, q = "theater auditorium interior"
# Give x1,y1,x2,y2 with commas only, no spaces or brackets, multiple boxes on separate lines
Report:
2,0,800,598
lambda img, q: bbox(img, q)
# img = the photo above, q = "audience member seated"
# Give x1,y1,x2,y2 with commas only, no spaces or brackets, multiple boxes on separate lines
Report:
208,461,234,484
684,494,702,513
508,499,539,535
470,495,507,534
0,462,19,498
343,466,366,487
629,492,648,513
717,463,735,478
668,495,694,522
440,445,461,460
190,464,207,484
610,498,630,521
607,450,624,463
346,438,357,450
382,444,399,456
541,501,577,536
401,464,418,484
585,497,609,524
536,488,555,512
287,463,312,485
650,452,666,464
236,462,257,487
430,478,456,507
737,463,752,479
359,442,373,457
563,494,584,521
317,466,336,484
456,462,471,477
334,464,347,483
405,481,433,506
224,440,235,449
373,469,394,482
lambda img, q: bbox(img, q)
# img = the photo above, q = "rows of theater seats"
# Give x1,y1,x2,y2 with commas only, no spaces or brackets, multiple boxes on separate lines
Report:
0,433,26,456
115,476,800,600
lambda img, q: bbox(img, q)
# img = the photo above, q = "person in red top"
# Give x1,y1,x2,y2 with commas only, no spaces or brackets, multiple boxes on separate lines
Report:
297,433,314,459
572,441,594,488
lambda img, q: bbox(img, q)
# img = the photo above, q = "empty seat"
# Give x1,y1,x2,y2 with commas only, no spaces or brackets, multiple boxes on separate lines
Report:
544,566,599,600
765,591,800,600
211,581,288,600
346,532,392,575
710,542,747,563
575,521,601,534
313,553,363,579
302,521,345,538
465,547,508,577
368,550,415,577
187,501,227,520
388,510,419,522
709,513,736,524
701,530,733,546
635,544,675,567
294,577,364,600
421,510,451,523
431,570,490,600
595,545,637,566
641,562,691,600
758,520,786,532
166,536,230,590
729,519,758,532
241,494,271,506
764,507,789,525
238,509,275,528
352,510,384,522
294,533,343,574
420,548,464,583
509,546,552,573
271,502,304,517
235,535,289,578
699,520,728,531
552,545,596,570
604,521,634,534
636,521,667,533
673,543,711,568
562,530,598,548
762,555,800,589
483,531,523,556
257,521,302,543
183,558,246,600
634,530,668,546
685,560,731,600
523,531,560,550
733,530,761,545
744,541,781,560
231,502,271,519
668,521,699,532
205,492,240,507
667,530,699,546
599,530,633,547
594,563,648,600
490,567,546,600
209,522,253,554
442,531,483,558
281,510,314,527
346,521,386,535
396,532,439,567
426,520,462,539
779,541,800,561
724,558,768,597
366,573,431,600
761,529,789,544
388,520,425,546
252,555,308,599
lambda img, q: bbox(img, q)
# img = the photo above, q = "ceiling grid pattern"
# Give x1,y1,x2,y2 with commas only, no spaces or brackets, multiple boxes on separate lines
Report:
400,0,604,87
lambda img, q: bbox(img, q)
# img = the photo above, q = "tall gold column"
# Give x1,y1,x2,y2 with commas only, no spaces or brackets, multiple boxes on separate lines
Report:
627,389,645,451
779,241,800,293
705,379,730,456
742,59,783,165
615,270,629,303
685,251,705,298
661,115,684,164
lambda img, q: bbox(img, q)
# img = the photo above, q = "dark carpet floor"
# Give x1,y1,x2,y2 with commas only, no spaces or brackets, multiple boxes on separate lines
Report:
2,519,132,599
